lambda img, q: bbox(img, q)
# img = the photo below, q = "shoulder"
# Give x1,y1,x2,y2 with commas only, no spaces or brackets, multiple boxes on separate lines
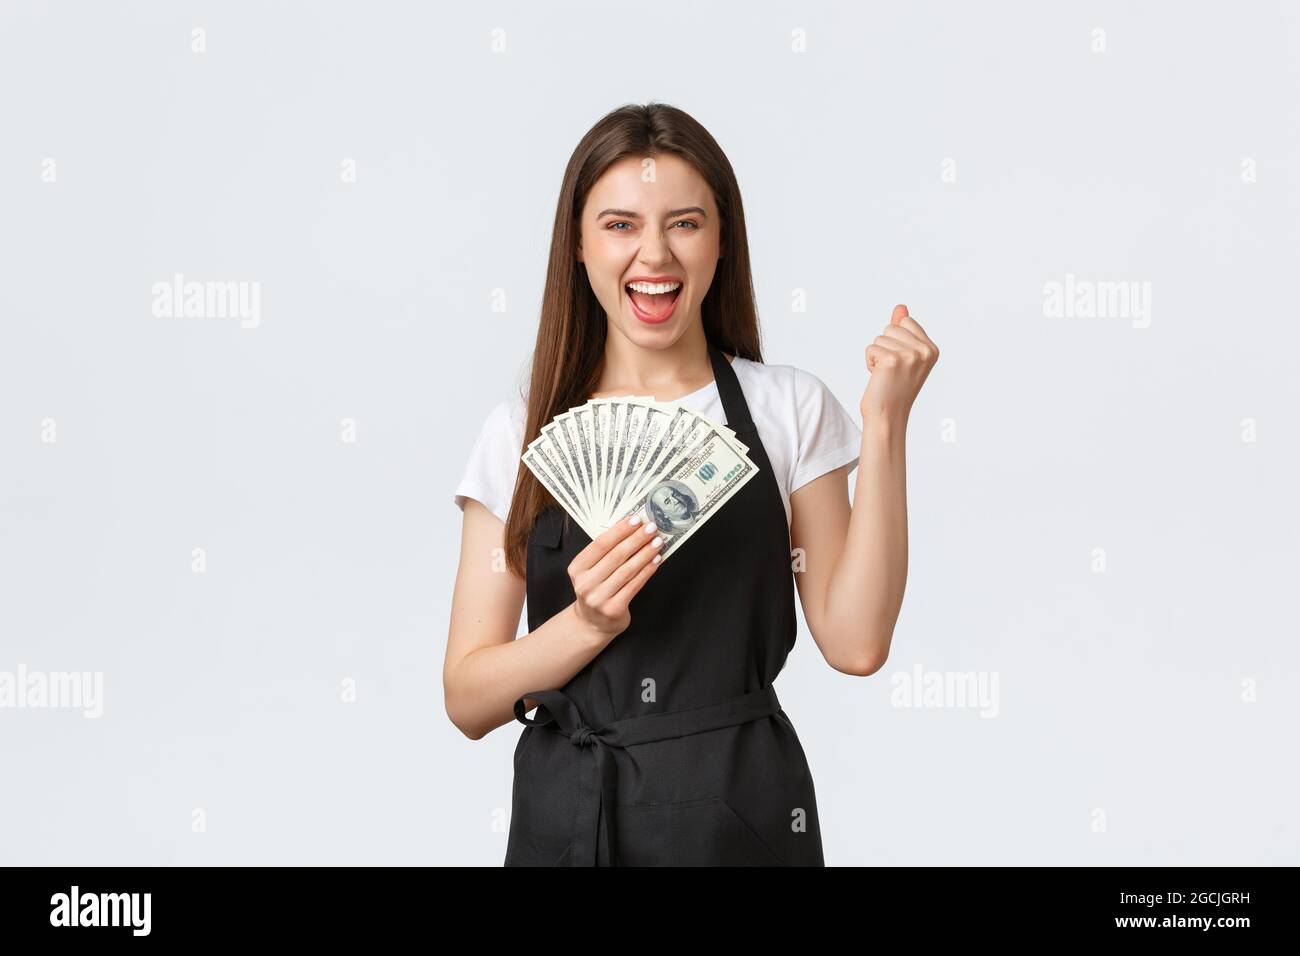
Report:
467,391,527,447
731,355,840,407
487,393,527,438
729,354,792,390
732,355,862,494
453,392,528,524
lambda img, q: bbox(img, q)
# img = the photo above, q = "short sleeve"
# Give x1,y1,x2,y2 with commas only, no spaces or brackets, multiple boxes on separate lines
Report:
789,367,862,493
453,398,525,524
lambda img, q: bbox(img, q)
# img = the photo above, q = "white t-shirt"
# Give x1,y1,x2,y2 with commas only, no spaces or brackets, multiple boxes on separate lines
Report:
453,355,862,529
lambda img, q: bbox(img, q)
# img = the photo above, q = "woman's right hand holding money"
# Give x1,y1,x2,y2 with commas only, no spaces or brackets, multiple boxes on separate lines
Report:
568,514,665,640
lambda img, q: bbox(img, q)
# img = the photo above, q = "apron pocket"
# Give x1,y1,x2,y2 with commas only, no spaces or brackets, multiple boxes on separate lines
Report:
616,795,784,866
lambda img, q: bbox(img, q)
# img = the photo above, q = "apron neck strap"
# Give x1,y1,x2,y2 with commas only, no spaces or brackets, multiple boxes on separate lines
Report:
707,343,754,431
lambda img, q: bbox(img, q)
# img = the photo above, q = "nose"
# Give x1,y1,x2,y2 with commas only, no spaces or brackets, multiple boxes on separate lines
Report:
637,226,674,266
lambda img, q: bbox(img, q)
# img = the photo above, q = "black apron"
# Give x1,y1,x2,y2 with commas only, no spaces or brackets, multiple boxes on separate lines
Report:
507,343,826,866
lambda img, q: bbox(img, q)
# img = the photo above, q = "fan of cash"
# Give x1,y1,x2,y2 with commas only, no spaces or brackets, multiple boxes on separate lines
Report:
521,395,760,563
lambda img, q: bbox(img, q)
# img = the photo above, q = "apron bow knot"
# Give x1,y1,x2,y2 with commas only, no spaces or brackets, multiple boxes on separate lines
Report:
513,684,783,865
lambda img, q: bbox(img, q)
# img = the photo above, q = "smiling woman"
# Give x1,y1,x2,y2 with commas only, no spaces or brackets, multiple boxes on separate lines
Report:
582,156,722,336
444,101,938,867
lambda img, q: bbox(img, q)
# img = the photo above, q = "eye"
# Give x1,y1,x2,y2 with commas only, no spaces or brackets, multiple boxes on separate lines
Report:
605,219,697,232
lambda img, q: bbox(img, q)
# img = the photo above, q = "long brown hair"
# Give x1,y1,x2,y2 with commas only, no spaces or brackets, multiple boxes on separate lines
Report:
502,102,764,578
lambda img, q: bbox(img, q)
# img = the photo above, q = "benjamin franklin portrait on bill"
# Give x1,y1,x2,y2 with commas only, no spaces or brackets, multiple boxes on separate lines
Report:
644,480,700,535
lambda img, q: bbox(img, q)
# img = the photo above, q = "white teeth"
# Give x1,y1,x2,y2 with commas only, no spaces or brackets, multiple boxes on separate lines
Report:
626,280,682,295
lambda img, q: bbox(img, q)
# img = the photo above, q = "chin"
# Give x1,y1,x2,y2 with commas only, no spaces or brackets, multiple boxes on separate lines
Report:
617,322,682,350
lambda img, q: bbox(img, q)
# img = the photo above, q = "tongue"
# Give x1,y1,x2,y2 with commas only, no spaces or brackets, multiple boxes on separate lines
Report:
630,288,679,319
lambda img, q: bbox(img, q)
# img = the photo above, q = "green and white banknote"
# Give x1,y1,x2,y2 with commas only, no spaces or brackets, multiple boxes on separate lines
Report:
521,396,757,562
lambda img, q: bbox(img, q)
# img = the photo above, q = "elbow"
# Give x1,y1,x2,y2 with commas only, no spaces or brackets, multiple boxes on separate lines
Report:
850,623,896,677
444,654,509,741
448,708,488,741
858,651,888,677
815,611,896,677
828,630,891,677
460,723,488,741
444,703,472,740
836,651,887,678
444,686,488,741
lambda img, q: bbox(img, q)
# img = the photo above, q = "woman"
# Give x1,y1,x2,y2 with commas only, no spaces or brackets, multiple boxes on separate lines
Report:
447,102,938,866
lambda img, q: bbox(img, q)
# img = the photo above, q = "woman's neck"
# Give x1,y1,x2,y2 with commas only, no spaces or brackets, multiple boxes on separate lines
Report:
592,329,728,403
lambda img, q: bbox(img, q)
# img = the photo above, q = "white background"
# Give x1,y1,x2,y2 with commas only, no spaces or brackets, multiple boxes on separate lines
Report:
1,0,1296,864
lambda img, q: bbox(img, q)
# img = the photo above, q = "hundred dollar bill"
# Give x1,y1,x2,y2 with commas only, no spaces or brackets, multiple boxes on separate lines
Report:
521,444,600,541
542,411,598,522
527,426,588,518
584,396,637,526
604,402,676,524
585,395,749,527
521,393,757,557
609,424,759,563
618,413,709,516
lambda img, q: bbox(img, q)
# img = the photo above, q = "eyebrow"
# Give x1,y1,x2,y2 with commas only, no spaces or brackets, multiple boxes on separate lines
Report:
596,207,709,219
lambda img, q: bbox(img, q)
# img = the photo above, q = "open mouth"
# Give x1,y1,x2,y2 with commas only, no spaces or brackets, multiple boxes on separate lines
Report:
625,280,683,323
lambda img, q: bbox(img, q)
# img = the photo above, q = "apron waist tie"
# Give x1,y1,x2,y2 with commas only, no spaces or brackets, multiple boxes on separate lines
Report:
512,684,782,866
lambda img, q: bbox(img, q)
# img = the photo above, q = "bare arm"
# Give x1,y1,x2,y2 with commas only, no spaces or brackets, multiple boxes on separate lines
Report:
790,427,907,676
789,304,938,677
444,500,665,739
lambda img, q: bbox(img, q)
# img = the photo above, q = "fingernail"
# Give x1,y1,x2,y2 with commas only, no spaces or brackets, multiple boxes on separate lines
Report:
643,522,658,535
629,515,642,526
652,554,662,564
650,535,664,548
